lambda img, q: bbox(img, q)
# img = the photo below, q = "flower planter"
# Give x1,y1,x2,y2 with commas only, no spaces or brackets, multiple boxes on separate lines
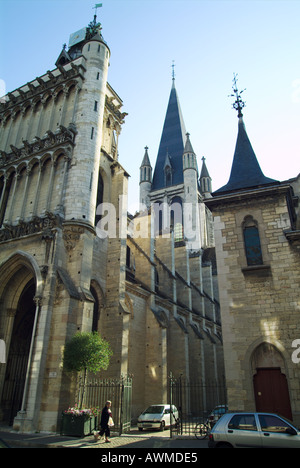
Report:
60,413,97,437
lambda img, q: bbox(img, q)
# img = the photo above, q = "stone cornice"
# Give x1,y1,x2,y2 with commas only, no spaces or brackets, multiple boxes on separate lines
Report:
0,211,62,243
0,59,85,113
205,183,293,210
0,124,76,170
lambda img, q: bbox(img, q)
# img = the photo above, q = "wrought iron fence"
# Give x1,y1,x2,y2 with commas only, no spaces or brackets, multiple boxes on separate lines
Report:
169,374,227,437
77,375,132,435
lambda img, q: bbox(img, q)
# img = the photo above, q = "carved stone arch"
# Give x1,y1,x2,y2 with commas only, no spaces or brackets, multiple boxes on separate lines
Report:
250,341,286,374
12,106,22,120
5,166,16,178
40,151,53,167
65,80,78,94
16,160,28,174
53,85,65,101
242,214,258,229
0,251,42,424
28,156,40,172
32,96,42,112
52,148,66,164
41,90,52,107
2,110,12,126
0,250,43,299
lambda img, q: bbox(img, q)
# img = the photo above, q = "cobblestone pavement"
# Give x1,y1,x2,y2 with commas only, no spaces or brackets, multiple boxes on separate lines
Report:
0,426,208,449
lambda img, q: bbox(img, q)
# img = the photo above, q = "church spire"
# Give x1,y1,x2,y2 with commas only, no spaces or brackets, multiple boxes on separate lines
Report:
200,156,212,198
139,146,152,209
214,75,278,195
183,132,198,172
151,78,186,191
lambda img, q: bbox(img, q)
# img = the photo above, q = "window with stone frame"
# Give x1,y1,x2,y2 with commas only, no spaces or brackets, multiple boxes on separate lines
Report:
242,215,263,266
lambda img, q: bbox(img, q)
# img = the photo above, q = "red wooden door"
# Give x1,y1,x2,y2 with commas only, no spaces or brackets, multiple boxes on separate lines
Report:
253,368,292,420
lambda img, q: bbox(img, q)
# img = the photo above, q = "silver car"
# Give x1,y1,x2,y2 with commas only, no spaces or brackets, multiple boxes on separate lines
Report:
208,412,300,448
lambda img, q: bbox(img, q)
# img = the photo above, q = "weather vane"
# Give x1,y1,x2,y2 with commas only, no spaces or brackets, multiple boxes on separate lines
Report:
93,3,103,16
87,3,103,39
230,73,246,118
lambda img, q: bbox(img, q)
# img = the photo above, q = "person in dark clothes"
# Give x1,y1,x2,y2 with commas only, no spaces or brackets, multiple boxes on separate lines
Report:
99,400,112,443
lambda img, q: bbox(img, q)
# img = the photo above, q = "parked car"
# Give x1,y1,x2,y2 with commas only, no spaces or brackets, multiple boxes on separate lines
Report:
137,404,179,431
208,412,300,448
207,405,228,427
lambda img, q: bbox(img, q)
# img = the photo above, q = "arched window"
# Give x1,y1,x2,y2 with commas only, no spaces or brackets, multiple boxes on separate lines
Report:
90,285,100,332
155,269,159,293
170,197,184,242
95,172,104,226
152,202,163,236
126,246,135,281
165,166,172,186
243,216,263,266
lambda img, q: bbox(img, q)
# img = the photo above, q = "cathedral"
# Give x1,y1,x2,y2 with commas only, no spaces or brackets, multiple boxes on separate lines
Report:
0,16,223,432
1,12,299,434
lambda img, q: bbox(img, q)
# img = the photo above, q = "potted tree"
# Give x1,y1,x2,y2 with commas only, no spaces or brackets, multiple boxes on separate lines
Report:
61,331,113,436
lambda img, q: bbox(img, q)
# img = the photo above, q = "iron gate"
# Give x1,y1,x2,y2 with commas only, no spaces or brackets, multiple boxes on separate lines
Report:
169,374,227,437
77,375,132,435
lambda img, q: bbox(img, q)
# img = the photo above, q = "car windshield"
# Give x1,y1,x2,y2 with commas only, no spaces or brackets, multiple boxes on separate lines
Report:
143,406,164,414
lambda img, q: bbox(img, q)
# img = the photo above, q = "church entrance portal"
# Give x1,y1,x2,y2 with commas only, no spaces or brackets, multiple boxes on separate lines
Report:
1,280,36,425
252,343,292,421
253,368,292,420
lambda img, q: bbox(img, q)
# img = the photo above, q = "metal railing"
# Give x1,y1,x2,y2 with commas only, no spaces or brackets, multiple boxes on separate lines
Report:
169,374,227,437
77,375,132,435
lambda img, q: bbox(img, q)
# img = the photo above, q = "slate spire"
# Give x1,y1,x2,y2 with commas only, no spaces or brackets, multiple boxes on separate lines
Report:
151,80,186,190
214,76,278,194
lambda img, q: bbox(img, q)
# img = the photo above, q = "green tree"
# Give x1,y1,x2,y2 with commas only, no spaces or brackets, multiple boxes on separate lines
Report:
63,331,113,407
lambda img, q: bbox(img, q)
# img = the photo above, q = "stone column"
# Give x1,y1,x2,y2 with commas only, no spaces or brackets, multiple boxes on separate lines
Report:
19,165,31,220
5,170,19,223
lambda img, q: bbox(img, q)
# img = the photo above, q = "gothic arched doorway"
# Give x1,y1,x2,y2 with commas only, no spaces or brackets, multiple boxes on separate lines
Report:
1,279,36,424
252,343,292,420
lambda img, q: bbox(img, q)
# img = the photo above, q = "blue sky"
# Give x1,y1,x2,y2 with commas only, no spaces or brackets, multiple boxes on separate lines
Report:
1,0,299,213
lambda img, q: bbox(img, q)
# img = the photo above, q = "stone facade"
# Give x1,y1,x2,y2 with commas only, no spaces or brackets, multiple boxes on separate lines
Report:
205,113,300,425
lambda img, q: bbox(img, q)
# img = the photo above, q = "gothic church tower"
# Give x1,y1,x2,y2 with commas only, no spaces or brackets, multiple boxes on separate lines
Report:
139,76,213,250
0,13,128,432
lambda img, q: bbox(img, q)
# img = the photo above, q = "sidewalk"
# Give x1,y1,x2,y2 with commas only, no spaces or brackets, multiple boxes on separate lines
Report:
0,426,209,449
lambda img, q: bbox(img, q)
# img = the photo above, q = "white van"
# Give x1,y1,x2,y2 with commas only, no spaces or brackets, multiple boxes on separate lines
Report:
137,404,179,431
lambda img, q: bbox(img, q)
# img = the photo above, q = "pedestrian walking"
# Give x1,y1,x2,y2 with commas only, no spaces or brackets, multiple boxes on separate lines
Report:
95,400,113,443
